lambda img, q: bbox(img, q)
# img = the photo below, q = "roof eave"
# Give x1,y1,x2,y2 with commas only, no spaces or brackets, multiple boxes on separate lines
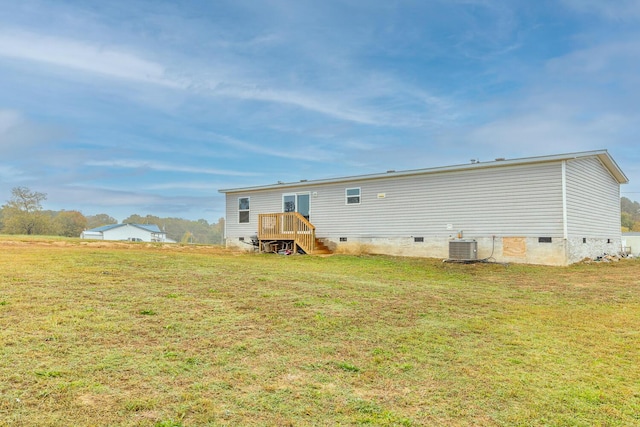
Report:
596,152,628,184
218,149,628,193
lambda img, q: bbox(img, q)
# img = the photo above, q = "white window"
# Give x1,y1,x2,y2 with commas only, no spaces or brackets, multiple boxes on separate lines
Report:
238,197,250,223
346,187,361,205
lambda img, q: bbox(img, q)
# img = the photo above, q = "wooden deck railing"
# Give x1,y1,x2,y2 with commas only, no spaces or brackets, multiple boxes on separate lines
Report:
258,212,316,254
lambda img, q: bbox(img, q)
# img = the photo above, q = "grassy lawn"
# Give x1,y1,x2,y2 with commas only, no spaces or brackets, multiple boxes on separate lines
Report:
0,237,639,426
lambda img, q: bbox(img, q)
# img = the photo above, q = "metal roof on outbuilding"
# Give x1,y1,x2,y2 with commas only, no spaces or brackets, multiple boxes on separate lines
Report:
85,223,163,233
89,224,124,232
134,224,162,233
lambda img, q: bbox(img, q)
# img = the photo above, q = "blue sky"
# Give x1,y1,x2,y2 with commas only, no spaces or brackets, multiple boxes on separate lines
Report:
1,0,639,222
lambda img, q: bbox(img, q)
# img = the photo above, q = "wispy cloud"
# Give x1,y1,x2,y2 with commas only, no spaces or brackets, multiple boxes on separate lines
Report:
0,164,30,183
49,184,218,219
463,112,623,153
213,84,381,125
561,0,640,21
207,132,336,162
85,159,260,177
546,40,640,83
0,29,182,88
0,109,68,155
143,182,218,191
0,25,454,128
1,0,639,220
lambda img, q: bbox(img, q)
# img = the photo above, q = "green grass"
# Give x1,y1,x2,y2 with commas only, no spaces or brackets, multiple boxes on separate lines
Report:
0,236,639,426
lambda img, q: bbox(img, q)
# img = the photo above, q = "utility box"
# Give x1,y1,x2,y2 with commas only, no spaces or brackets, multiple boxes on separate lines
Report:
449,240,478,260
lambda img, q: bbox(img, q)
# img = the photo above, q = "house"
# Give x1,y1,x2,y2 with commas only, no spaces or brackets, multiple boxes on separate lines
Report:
218,150,628,265
80,223,171,243
622,232,640,257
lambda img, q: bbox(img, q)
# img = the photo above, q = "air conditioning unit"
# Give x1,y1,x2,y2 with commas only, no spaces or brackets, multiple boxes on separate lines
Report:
449,240,478,260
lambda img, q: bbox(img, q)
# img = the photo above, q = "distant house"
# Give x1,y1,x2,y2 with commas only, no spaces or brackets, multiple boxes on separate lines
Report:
622,232,640,257
80,223,172,243
219,150,628,266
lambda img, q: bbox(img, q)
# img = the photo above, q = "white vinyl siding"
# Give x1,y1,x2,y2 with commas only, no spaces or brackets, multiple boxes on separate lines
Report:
309,163,564,238
225,162,566,240
565,157,621,237
226,191,284,238
100,224,156,242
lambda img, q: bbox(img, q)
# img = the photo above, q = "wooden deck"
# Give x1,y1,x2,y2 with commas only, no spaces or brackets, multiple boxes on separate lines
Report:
258,213,331,254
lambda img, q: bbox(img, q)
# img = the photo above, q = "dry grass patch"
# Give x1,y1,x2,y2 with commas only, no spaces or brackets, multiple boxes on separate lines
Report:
0,237,639,426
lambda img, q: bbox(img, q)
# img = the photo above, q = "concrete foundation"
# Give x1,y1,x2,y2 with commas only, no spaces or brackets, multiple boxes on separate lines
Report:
226,235,622,266
329,236,570,265
566,237,622,264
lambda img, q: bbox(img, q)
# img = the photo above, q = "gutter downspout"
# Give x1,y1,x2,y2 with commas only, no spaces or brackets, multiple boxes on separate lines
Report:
562,160,569,265
562,160,568,240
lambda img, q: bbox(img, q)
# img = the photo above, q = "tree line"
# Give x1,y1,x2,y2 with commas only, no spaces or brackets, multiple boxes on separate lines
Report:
621,197,640,232
0,187,224,244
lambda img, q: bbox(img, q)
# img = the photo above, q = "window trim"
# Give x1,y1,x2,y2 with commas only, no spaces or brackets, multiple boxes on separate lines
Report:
345,187,361,205
238,197,250,224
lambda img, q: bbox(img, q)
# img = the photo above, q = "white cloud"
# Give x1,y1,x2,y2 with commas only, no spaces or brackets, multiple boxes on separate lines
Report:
187,75,453,128
0,164,30,183
0,109,68,155
546,40,640,79
60,186,162,206
207,132,336,162
47,184,223,221
0,29,182,88
561,0,640,21
214,84,382,125
0,3,470,131
143,182,217,191
0,109,22,133
85,159,260,177
0,29,451,128
464,113,622,153
3,0,637,206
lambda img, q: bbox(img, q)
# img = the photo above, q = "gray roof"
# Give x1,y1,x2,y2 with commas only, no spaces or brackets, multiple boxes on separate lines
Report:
219,149,628,194
86,223,163,233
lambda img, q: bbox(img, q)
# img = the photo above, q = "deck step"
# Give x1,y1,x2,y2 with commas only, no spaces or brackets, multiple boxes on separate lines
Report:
311,238,332,254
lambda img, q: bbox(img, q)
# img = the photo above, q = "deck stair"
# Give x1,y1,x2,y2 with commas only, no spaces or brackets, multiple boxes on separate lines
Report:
258,212,332,255
312,238,332,255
